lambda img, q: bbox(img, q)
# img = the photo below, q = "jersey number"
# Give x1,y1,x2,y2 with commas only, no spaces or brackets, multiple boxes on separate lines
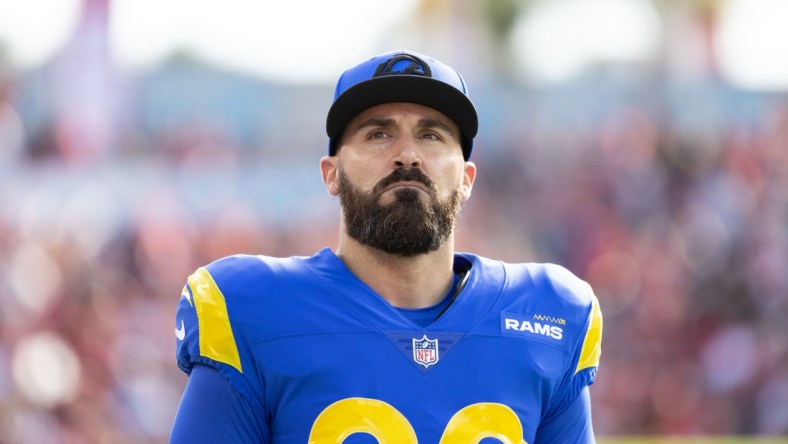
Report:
309,397,527,444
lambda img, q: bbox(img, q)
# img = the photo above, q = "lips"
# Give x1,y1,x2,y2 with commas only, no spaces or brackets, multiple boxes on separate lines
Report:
383,181,430,194
374,169,436,196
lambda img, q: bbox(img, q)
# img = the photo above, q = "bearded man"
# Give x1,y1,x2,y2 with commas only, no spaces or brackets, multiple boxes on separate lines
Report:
170,50,603,444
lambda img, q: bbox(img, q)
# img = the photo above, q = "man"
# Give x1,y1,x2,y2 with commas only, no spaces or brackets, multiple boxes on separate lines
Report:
170,50,603,443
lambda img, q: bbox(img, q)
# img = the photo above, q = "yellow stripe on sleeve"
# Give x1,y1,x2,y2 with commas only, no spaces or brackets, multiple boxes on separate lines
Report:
188,267,243,374
575,295,603,374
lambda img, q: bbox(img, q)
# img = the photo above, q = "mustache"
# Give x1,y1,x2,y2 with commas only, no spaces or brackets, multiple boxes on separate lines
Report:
373,168,436,195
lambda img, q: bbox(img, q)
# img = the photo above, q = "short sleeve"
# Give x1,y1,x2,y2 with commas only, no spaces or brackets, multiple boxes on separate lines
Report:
174,264,265,416
544,286,603,422
176,267,243,375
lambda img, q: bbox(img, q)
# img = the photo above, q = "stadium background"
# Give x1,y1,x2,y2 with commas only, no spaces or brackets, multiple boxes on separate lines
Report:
0,0,787,442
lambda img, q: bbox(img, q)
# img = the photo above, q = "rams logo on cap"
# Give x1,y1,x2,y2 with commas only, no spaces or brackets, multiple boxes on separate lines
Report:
374,54,432,78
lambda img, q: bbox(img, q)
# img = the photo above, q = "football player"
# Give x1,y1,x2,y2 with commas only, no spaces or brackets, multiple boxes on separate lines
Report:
171,50,603,443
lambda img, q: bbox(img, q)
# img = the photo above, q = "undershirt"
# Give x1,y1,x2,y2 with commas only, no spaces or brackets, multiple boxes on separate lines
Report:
395,272,460,327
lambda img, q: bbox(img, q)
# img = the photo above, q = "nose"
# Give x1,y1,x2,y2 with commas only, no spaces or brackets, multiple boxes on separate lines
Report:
391,137,422,169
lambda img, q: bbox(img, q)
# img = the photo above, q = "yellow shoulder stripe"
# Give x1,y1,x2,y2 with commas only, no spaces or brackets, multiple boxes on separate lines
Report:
575,295,602,374
188,267,243,373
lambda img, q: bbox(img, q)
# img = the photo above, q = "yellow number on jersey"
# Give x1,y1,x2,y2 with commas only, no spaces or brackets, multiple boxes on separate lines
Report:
309,398,417,444
308,397,527,444
441,403,526,444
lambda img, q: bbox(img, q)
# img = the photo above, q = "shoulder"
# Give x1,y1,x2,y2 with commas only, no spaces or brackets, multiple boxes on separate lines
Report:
182,252,331,341
505,262,602,375
469,255,602,355
177,254,285,364
462,253,596,310
518,262,595,309
175,252,318,369
174,252,323,411
200,253,302,288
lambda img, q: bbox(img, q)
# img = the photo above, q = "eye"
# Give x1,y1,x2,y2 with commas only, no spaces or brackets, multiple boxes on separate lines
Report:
420,131,443,141
368,130,389,140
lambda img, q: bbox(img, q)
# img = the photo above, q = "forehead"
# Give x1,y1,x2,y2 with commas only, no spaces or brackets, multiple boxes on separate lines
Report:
346,102,460,134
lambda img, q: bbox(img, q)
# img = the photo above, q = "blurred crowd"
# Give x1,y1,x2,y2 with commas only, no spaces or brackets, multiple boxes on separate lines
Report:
1,53,787,444
464,84,788,436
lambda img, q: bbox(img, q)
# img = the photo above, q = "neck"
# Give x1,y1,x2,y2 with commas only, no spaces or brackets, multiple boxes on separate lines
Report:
336,232,457,309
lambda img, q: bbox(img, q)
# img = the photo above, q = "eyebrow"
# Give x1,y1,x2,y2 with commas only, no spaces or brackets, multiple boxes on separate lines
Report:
416,118,455,135
353,117,397,133
351,117,457,136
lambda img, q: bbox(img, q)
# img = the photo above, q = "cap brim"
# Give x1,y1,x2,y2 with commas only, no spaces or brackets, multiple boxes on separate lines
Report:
326,75,478,158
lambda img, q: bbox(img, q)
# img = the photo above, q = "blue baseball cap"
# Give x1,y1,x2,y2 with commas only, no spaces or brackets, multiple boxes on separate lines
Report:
326,50,478,160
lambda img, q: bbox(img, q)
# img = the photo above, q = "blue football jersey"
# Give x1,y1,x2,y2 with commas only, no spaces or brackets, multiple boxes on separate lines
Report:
175,248,602,443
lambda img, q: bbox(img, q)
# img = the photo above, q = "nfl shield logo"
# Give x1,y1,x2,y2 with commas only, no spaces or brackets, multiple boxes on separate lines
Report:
412,335,439,368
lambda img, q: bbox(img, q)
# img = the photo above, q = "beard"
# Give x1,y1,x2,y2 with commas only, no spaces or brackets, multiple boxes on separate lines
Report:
337,166,462,257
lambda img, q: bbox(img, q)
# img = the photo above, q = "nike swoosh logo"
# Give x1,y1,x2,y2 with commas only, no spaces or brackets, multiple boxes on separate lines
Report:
175,320,186,341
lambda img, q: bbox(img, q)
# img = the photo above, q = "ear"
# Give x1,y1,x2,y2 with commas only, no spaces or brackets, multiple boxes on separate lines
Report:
459,161,476,201
320,156,340,196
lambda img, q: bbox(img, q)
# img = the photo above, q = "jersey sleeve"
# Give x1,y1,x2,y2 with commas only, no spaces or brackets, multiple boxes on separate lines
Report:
171,364,269,443
174,257,266,417
574,291,603,378
534,386,595,444
538,264,604,424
